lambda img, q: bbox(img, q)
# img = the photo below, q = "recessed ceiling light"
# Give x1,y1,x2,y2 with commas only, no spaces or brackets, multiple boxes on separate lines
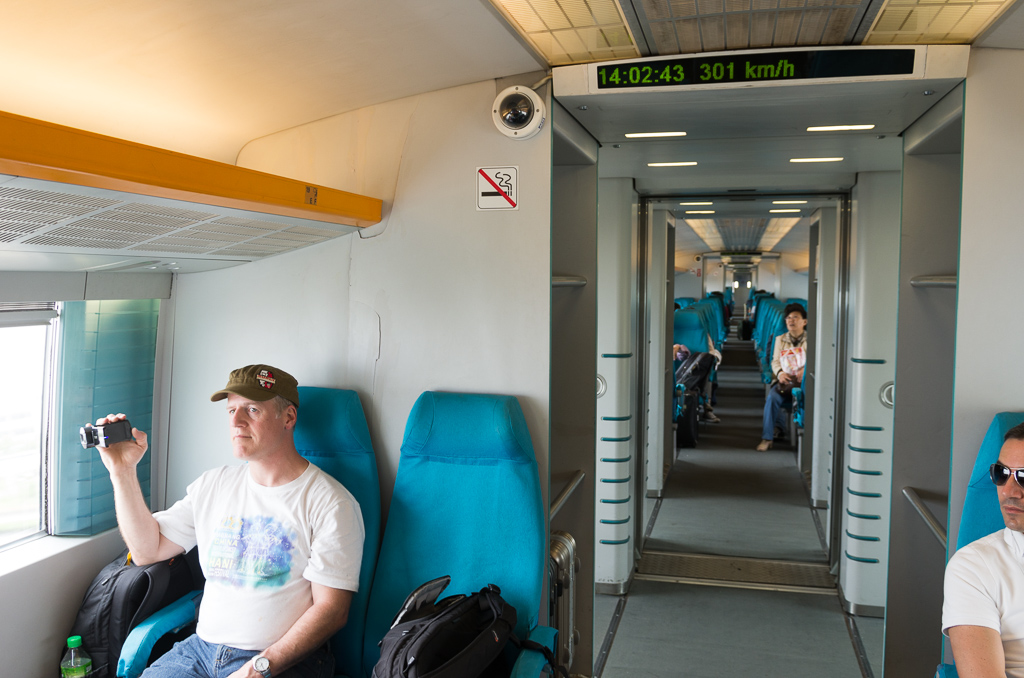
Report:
686,210,715,214
806,125,875,132
649,161,698,167
626,131,687,138
770,209,802,213
772,200,807,204
790,157,844,163
680,201,713,206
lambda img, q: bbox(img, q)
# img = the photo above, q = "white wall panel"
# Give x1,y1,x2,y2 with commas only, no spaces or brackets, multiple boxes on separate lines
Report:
812,207,839,508
673,269,702,300
166,80,553,518
949,47,1024,551
779,252,810,301
596,178,638,590
838,171,900,613
646,211,671,496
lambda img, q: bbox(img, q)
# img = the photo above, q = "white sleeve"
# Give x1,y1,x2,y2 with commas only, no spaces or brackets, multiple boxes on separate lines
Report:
303,487,365,592
942,546,1002,635
153,477,200,552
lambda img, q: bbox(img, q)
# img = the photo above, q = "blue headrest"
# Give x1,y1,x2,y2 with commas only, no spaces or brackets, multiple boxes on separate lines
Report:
674,308,708,348
957,412,1024,550
294,387,374,458
401,391,535,463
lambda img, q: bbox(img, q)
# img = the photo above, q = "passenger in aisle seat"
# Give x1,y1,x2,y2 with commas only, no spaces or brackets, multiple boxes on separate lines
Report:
755,303,807,451
675,340,723,424
944,423,1024,678
95,364,364,678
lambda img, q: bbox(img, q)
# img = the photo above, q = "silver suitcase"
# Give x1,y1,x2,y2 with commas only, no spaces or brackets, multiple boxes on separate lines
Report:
548,530,580,671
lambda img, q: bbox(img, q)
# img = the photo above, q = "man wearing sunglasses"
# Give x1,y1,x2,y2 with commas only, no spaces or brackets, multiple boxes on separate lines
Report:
943,423,1024,678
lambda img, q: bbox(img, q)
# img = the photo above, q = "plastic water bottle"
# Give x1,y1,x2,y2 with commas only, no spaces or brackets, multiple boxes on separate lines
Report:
60,636,92,677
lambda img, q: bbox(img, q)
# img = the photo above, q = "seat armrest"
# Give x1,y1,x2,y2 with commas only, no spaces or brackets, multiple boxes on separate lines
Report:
510,626,559,678
117,590,203,678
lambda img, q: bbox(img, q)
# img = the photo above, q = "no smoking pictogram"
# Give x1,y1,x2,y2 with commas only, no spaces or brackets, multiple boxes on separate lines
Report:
477,167,518,210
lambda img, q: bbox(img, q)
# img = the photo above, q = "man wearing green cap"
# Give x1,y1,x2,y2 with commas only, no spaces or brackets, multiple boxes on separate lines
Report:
94,364,364,678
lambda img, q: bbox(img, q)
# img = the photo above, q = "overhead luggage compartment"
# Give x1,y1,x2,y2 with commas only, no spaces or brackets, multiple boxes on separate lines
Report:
0,110,383,272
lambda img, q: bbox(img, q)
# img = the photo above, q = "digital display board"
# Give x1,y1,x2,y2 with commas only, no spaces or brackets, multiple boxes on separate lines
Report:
595,49,916,89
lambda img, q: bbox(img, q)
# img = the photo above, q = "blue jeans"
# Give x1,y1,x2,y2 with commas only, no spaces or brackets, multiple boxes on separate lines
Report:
762,383,792,441
142,634,333,678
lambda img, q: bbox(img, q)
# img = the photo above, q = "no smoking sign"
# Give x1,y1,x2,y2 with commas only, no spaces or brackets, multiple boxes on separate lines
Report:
477,167,518,210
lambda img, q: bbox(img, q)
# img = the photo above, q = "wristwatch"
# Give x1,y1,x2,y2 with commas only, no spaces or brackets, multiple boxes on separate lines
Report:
252,655,272,678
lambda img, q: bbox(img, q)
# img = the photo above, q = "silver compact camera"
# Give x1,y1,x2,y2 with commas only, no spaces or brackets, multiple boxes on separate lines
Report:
80,419,133,449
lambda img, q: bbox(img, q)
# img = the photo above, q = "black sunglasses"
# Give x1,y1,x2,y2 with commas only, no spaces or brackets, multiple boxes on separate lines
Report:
990,462,1024,488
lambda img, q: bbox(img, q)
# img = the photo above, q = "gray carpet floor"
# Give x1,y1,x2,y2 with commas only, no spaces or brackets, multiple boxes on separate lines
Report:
600,580,864,678
648,342,826,562
595,338,880,678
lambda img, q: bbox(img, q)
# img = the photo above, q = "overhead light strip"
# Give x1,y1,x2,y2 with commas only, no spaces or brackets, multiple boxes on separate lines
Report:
790,157,844,163
807,125,875,132
649,161,698,167
625,132,687,138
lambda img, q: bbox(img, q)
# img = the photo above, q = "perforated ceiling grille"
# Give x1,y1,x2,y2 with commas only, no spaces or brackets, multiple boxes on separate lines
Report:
490,0,641,64
758,217,802,250
864,0,1013,43
638,0,864,53
718,217,768,250
0,182,351,261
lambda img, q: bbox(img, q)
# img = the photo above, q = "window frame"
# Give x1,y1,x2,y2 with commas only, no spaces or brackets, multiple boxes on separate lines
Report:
0,303,58,553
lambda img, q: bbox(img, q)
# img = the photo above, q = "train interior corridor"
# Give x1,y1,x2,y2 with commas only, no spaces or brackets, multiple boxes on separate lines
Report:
593,323,882,678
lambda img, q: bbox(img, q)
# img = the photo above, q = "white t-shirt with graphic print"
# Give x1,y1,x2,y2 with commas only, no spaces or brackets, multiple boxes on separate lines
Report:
154,462,364,650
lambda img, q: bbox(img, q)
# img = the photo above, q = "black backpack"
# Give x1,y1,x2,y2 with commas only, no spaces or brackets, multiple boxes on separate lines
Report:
373,576,567,678
68,547,204,678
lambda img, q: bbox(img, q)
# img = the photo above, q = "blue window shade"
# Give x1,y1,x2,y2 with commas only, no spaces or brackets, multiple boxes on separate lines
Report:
52,299,159,536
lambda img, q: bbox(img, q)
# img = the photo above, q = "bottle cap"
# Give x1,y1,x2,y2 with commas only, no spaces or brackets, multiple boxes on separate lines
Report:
67,636,82,648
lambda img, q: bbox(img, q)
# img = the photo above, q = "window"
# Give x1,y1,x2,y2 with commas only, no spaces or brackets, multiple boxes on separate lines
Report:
0,299,160,550
0,304,56,550
52,299,160,536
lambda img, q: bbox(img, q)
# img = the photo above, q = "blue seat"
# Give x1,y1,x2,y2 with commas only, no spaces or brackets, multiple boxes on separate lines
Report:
117,387,381,678
361,391,555,678
936,412,1024,678
294,387,382,678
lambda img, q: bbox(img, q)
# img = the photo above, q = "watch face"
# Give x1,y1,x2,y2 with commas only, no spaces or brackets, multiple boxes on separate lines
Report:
254,656,270,672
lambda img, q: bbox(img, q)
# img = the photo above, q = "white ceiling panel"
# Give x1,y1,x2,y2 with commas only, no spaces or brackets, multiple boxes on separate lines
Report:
0,0,544,164
599,133,903,192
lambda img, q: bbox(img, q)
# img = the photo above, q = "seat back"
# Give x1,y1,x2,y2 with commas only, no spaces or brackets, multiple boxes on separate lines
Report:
293,387,381,678
362,391,545,676
674,307,710,354
956,412,1024,550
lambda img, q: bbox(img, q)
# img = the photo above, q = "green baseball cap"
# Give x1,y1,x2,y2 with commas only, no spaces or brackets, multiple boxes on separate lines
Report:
210,364,299,407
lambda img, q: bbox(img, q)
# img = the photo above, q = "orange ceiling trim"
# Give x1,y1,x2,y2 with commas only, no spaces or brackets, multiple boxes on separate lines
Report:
0,110,382,228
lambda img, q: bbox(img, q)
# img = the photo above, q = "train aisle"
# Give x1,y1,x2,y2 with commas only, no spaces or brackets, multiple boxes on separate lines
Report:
595,338,877,678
